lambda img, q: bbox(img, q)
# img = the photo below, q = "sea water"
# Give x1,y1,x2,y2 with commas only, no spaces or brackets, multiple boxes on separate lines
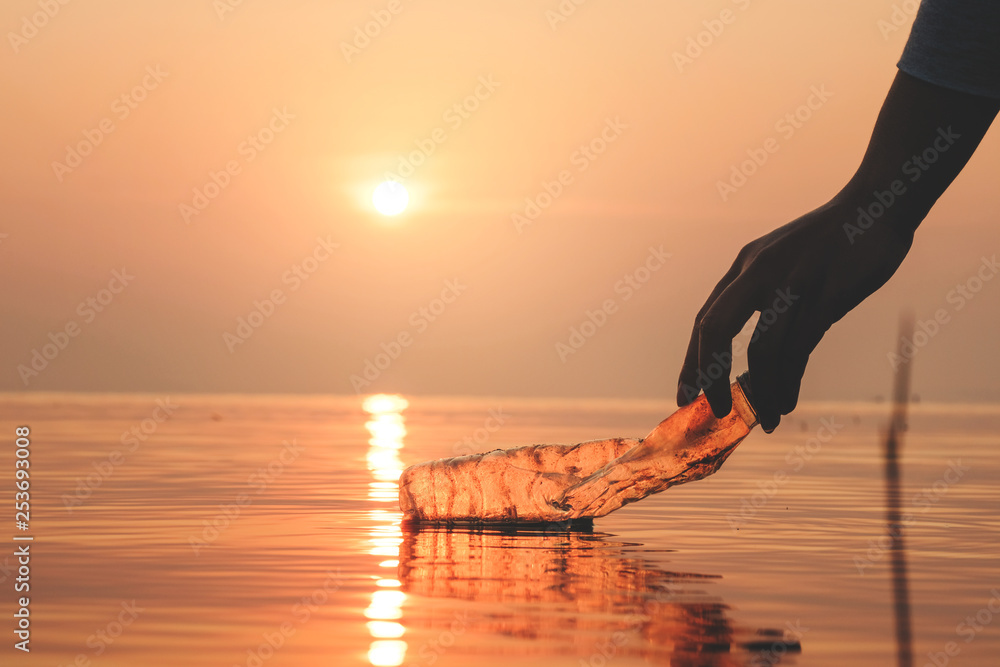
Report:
0,392,997,666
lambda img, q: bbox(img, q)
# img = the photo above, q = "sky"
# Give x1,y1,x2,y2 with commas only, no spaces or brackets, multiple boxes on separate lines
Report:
2,0,999,403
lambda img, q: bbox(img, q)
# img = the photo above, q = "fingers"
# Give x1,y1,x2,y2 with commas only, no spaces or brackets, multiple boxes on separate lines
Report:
676,324,703,406
775,313,830,415
694,279,761,418
747,306,793,433
747,294,829,432
677,256,752,410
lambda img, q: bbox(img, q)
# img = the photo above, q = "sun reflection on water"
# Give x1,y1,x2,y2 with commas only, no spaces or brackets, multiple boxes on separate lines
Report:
363,394,410,666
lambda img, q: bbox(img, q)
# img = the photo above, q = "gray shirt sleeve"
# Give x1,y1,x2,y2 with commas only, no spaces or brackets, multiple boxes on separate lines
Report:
898,0,1000,99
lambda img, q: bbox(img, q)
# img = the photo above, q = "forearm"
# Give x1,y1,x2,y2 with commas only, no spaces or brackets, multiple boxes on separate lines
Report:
835,71,999,237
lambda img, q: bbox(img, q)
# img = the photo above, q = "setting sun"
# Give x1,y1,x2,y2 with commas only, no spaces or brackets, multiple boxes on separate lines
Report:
372,180,409,216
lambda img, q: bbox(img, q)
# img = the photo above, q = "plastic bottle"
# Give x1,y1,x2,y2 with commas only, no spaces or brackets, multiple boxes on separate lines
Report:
398,373,758,523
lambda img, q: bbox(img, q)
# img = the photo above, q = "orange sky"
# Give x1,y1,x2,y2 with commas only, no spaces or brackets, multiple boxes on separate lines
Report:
2,0,999,402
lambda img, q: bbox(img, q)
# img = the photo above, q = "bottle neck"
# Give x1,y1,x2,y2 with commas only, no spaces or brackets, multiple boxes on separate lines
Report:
733,372,759,429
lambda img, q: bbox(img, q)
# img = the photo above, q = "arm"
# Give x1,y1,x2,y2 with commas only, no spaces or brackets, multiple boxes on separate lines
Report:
677,71,999,432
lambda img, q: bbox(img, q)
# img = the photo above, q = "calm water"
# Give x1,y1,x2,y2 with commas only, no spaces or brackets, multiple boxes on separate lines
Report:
0,393,997,666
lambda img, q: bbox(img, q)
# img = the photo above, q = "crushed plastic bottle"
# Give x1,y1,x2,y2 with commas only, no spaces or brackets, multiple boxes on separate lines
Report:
398,373,758,524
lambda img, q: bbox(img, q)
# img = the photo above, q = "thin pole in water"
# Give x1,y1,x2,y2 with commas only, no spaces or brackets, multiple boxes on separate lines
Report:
885,311,914,667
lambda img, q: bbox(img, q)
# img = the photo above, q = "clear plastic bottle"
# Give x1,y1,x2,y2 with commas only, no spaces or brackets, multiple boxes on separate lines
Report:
399,373,758,523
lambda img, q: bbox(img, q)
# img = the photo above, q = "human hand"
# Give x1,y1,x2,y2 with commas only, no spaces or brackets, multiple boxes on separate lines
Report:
676,203,913,432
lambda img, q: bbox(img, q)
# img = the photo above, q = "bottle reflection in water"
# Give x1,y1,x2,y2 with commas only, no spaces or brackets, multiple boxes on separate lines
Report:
397,523,800,664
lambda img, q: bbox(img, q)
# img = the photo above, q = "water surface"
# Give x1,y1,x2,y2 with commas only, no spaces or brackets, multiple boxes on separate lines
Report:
1,393,997,666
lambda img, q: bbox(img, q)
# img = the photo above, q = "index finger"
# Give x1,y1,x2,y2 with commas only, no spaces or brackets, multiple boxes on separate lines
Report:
696,276,761,417
678,266,741,405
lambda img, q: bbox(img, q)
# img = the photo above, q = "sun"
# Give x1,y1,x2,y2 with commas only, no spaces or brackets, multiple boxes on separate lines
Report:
372,180,409,216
